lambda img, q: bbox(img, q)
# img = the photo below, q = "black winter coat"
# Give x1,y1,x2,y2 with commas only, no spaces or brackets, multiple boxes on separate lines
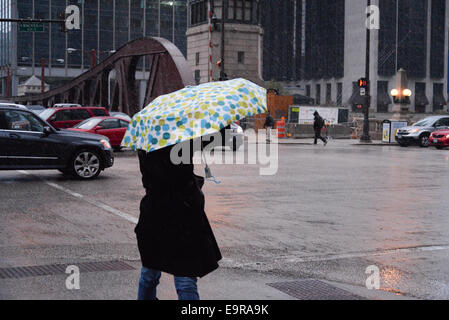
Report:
135,146,222,278
264,114,274,128
313,115,324,132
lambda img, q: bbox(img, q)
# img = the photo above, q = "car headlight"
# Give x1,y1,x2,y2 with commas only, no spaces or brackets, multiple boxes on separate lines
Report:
409,129,420,133
446,134,449,139
100,139,111,149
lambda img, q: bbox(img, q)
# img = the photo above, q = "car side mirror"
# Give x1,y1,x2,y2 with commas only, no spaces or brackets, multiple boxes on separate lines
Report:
43,126,52,136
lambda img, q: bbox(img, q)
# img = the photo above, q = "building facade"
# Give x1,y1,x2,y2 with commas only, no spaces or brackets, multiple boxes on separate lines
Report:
187,0,448,114
0,0,188,98
186,0,263,85
295,0,449,114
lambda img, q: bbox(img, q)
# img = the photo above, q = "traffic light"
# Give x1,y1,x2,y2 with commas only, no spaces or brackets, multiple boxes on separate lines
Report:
358,78,368,88
59,12,67,32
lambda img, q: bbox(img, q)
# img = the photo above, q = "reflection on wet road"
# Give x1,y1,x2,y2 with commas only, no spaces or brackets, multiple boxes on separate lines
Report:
1,140,449,299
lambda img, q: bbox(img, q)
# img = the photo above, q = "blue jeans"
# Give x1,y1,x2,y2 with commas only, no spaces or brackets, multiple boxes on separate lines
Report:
137,267,200,300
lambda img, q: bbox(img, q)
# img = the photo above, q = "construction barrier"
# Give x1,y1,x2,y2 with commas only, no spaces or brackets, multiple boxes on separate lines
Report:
277,119,286,138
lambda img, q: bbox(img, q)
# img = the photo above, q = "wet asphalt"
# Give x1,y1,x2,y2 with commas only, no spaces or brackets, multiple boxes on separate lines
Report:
1,139,449,299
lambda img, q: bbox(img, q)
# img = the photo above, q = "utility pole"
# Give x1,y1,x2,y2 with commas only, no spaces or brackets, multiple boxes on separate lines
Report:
360,0,372,142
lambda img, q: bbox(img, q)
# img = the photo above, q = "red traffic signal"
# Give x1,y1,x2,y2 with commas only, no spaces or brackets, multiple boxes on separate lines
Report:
358,78,368,88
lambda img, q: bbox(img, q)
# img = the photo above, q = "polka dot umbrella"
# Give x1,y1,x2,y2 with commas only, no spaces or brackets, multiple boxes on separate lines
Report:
121,78,267,152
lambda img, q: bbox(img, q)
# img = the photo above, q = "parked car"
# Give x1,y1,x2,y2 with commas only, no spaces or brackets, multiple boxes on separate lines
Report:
68,116,129,150
430,128,449,149
395,116,449,147
39,106,110,129
53,103,82,108
25,105,46,114
0,105,114,180
109,111,132,122
0,102,28,110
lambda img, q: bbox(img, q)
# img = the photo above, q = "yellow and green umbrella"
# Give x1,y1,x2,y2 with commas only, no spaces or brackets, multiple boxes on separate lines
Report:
121,78,267,152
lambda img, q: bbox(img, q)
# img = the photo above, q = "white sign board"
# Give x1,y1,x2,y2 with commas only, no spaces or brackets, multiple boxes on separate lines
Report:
291,106,339,125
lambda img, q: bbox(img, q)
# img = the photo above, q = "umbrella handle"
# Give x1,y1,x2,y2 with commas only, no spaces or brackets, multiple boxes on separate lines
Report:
202,152,221,185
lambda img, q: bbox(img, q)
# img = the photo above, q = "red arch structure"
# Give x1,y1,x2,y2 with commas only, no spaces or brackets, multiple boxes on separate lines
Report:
11,37,194,116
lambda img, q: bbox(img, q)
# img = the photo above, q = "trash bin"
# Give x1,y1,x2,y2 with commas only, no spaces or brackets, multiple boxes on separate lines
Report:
382,120,408,143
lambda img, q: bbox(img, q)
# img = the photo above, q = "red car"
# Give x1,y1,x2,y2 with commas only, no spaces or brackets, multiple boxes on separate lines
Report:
68,116,130,150
430,129,449,149
39,106,110,129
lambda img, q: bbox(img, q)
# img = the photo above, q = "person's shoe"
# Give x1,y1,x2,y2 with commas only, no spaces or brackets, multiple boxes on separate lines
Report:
324,140,328,146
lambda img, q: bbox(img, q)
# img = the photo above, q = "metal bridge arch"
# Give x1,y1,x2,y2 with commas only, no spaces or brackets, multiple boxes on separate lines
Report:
11,37,194,116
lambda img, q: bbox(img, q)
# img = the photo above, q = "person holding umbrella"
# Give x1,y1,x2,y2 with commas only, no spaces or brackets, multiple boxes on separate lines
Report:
121,78,267,300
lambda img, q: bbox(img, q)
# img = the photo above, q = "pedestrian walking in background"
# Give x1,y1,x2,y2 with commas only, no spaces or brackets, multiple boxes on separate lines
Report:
313,111,327,146
264,111,274,143
136,138,222,300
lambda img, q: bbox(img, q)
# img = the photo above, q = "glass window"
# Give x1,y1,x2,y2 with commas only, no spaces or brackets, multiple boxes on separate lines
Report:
228,0,235,19
3,110,45,132
326,83,332,103
435,118,449,127
91,108,108,116
238,51,245,64
54,110,73,121
244,0,252,21
71,109,91,120
119,120,130,128
235,0,243,20
0,111,7,129
74,118,103,130
316,84,321,105
100,119,120,129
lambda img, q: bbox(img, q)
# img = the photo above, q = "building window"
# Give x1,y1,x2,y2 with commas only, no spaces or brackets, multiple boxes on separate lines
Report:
415,82,429,113
194,70,201,85
306,85,311,97
433,83,446,111
377,81,392,113
190,0,208,26
195,52,200,66
326,83,332,104
228,0,253,22
238,51,245,64
315,84,321,105
337,83,343,106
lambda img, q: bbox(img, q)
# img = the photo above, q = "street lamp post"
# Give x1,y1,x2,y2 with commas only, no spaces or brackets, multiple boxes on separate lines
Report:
391,68,412,121
67,48,115,70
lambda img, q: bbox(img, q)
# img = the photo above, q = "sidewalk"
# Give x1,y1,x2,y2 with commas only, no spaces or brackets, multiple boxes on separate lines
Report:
0,260,413,300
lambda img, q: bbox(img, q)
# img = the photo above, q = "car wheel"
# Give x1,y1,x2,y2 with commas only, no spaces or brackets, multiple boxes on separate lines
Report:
419,134,430,148
71,149,102,180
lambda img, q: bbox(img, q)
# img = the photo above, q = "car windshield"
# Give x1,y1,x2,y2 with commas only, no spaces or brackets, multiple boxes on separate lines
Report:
39,108,55,120
413,118,434,127
74,118,102,130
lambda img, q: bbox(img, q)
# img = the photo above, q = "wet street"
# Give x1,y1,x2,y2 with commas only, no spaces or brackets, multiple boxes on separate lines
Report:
1,140,449,299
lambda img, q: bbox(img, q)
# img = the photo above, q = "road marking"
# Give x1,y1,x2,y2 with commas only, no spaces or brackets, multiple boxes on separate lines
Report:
221,244,449,269
17,170,138,224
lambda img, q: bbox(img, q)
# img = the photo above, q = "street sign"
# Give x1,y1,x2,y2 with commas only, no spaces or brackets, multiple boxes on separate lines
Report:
19,22,44,32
